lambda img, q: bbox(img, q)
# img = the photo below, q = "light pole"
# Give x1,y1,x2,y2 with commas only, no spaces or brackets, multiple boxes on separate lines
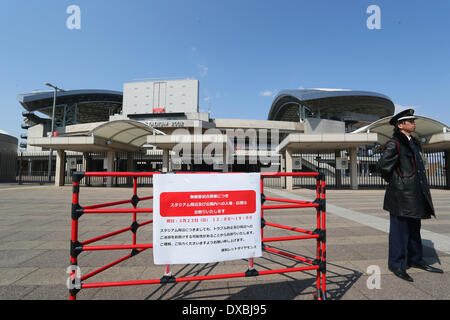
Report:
45,83,66,182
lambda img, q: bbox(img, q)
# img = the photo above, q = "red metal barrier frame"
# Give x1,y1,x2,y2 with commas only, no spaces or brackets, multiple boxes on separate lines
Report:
68,171,326,300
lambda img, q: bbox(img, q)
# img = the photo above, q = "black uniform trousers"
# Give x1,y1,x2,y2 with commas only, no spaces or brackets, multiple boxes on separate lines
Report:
388,214,423,271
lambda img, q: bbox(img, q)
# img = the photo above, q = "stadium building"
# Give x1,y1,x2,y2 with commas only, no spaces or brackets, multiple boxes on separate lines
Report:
0,130,18,182
16,79,450,189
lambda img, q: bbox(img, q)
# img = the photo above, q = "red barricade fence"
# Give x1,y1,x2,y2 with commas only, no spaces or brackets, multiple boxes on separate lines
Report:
68,171,327,300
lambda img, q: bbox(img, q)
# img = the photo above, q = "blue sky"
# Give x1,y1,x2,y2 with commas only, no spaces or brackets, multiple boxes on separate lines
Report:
1,0,449,140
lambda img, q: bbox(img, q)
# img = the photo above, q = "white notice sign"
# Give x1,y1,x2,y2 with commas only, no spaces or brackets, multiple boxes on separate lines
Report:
336,157,349,170
153,173,262,265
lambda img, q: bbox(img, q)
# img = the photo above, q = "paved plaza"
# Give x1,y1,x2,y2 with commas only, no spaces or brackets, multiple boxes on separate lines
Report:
0,183,449,300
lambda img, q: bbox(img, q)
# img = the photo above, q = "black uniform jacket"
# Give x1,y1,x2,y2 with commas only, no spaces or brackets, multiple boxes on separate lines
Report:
377,131,435,219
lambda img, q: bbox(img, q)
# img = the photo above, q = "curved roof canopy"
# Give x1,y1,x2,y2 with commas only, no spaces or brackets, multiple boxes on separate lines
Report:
89,120,156,150
352,115,450,150
268,89,395,125
17,89,123,124
27,120,156,152
0,129,11,135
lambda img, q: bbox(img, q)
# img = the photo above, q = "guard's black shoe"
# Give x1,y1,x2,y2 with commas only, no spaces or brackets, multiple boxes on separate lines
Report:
409,262,444,273
388,266,414,282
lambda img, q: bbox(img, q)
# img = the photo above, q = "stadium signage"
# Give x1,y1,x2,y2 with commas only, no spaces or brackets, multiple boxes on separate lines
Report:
145,120,185,128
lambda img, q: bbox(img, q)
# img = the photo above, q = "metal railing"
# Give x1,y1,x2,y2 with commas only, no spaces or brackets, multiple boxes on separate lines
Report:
14,149,449,189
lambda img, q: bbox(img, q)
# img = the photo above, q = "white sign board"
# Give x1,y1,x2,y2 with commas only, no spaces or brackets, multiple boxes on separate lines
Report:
171,159,182,171
123,79,199,115
421,154,429,170
213,159,225,171
292,157,302,170
336,157,348,170
67,158,77,170
153,173,262,265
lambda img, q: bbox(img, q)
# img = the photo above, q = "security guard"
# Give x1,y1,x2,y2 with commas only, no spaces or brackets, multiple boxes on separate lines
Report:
378,109,443,282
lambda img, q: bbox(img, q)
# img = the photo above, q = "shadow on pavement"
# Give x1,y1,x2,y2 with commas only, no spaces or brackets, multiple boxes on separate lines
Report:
422,239,442,265
143,247,362,300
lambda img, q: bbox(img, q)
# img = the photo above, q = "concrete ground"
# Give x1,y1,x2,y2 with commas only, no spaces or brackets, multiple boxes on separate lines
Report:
0,183,449,300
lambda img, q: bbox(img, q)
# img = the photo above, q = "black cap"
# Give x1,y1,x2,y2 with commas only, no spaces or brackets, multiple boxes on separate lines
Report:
389,109,417,126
